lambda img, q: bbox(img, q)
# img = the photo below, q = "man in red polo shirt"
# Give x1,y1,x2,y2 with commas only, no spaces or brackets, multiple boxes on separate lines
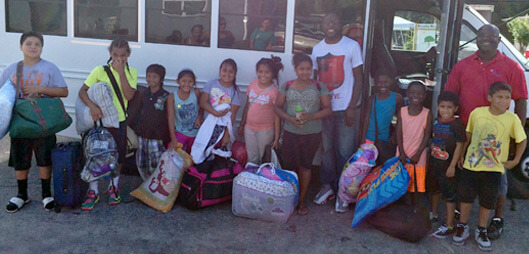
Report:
445,24,527,242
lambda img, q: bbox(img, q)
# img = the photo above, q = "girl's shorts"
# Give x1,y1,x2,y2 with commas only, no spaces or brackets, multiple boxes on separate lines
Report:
107,121,127,164
175,132,196,154
281,131,321,170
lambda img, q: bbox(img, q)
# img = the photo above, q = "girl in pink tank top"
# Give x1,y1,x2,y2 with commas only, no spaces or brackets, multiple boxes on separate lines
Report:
396,82,432,192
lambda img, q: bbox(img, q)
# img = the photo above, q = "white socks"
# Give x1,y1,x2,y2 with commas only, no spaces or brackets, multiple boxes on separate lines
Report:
89,181,99,195
108,176,120,189
88,176,120,195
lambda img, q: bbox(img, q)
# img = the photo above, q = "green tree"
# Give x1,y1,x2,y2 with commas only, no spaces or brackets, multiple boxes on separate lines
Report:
507,17,529,52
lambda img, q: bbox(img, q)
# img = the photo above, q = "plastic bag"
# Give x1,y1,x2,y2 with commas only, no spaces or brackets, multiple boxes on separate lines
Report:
338,143,378,204
130,149,187,213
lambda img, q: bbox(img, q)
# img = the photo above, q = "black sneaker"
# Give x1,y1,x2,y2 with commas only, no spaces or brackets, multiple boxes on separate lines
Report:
487,217,504,240
475,228,492,251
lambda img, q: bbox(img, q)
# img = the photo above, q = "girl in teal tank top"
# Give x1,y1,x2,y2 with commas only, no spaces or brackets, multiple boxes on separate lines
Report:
167,70,203,153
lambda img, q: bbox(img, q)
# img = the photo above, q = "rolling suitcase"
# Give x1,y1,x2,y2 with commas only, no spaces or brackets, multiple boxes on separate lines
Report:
52,141,86,212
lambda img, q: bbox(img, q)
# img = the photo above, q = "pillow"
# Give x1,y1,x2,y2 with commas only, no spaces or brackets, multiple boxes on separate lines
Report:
351,157,410,228
75,82,119,133
0,80,16,139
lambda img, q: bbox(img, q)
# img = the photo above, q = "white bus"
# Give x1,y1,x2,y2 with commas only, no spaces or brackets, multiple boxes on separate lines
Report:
2,0,529,195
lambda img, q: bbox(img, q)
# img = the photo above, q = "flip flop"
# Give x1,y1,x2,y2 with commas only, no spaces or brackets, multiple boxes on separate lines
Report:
6,197,30,213
42,197,55,212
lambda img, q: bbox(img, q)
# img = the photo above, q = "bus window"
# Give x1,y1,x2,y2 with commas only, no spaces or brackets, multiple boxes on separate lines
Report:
146,0,211,46
219,0,287,52
5,0,66,36
391,11,439,52
293,0,365,54
74,0,138,41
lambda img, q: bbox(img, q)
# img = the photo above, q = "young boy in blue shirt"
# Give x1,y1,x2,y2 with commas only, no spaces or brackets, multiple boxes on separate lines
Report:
429,91,466,238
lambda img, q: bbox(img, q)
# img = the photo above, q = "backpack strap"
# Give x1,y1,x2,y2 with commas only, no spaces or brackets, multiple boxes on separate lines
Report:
284,80,295,92
103,65,127,119
284,80,321,92
14,61,23,101
312,80,322,91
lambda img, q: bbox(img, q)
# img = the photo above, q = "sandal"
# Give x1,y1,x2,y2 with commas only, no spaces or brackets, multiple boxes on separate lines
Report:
6,197,30,213
42,197,55,212
297,205,309,216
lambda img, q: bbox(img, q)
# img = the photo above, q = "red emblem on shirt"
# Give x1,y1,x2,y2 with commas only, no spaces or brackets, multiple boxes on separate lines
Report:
316,53,345,92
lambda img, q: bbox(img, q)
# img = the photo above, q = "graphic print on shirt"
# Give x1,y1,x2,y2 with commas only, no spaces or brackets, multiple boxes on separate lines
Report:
178,102,198,132
316,53,345,92
430,121,452,160
286,88,319,115
248,89,271,105
210,87,231,106
12,72,44,98
154,93,169,111
467,118,503,169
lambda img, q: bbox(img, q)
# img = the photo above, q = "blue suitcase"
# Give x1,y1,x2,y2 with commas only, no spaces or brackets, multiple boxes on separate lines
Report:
52,142,86,212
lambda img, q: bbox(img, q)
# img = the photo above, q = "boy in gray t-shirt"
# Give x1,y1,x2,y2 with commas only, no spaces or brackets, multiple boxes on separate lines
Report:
1,32,68,213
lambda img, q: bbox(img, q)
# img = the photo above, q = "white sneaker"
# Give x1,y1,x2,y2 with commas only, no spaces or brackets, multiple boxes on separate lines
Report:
475,228,492,251
431,224,455,239
335,196,349,213
313,185,335,205
452,223,470,246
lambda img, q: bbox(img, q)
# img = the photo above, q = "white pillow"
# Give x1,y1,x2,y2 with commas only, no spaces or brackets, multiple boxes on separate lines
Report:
75,82,119,133
0,80,16,139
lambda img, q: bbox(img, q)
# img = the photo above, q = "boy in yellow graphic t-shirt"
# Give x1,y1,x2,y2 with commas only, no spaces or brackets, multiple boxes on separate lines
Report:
452,82,527,251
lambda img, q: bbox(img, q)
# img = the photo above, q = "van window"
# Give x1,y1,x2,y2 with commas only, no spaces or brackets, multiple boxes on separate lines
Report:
74,0,138,41
218,0,287,51
391,11,439,52
5,0,66,36
146,0,211,46
293,0,365,54
458,23,478,61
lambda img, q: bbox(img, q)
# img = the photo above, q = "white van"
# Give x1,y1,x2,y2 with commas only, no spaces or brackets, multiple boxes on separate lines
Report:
1,0,528,196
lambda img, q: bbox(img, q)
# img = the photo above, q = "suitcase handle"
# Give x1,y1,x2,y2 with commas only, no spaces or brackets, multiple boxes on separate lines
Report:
62,167,69,194
257,163,276,175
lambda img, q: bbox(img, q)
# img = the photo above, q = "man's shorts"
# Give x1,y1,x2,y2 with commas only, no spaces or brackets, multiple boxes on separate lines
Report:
458,169,501,210
9,135,57,170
